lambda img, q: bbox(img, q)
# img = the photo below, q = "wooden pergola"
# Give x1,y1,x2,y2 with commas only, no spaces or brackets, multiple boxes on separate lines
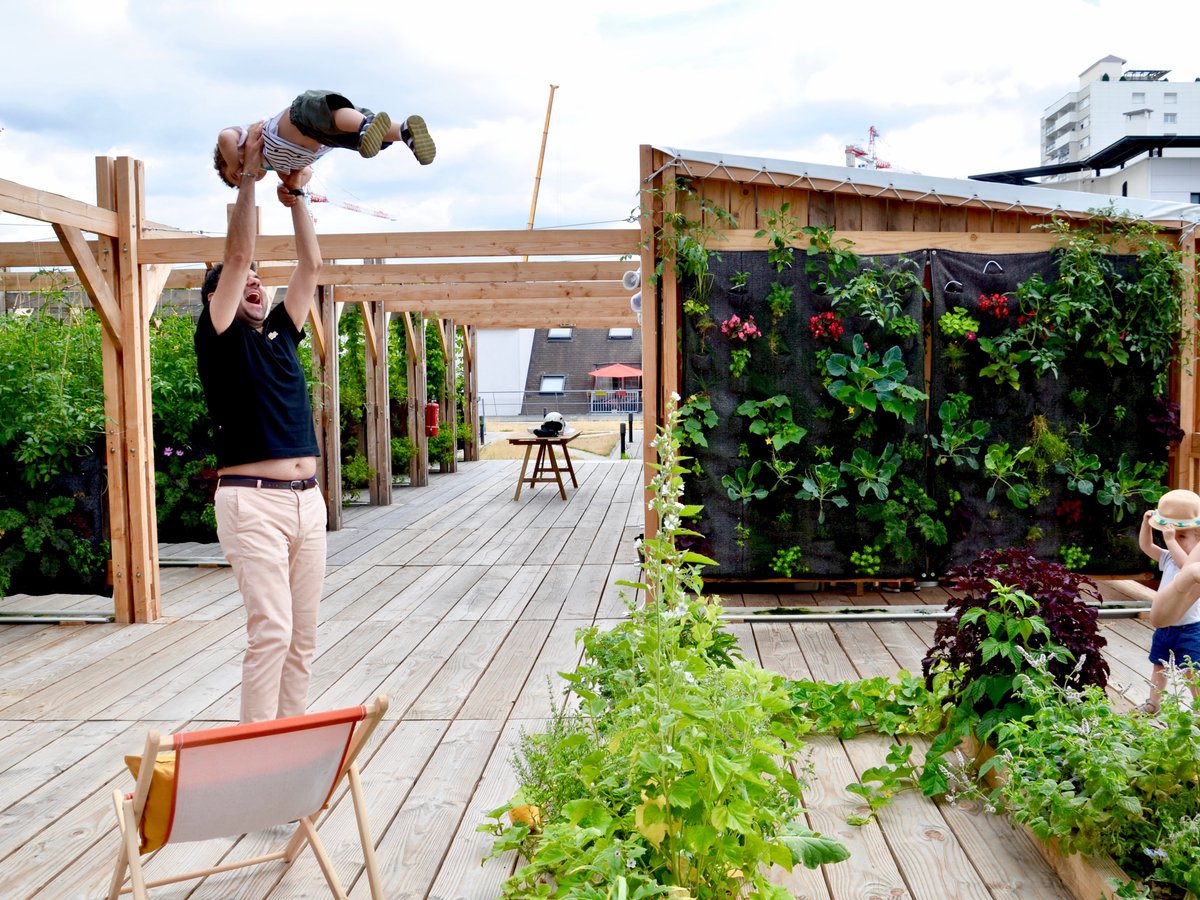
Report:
0,156,641,624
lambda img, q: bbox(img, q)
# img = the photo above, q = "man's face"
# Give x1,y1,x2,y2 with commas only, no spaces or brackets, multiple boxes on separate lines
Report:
235,271,268,328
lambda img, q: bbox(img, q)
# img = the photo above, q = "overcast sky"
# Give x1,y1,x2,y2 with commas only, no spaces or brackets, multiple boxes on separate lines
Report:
1,0,1197,245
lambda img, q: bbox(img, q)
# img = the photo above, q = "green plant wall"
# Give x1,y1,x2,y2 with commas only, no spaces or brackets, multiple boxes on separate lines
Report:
677,221,1184,581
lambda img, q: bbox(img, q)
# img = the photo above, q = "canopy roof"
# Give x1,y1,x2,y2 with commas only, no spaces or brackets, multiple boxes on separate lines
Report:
589,363,642,378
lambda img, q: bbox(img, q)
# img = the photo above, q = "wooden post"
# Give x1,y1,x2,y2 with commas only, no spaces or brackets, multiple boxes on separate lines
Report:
441,317,458,474
313,285,342,528
461,325,480,461
364,299,392,504
90,158,161,622
404,312,428,487
639,145,666,540
1177,229,1198,490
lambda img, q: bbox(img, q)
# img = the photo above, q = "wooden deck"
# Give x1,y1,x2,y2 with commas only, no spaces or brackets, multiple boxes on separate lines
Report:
0,457,1162,899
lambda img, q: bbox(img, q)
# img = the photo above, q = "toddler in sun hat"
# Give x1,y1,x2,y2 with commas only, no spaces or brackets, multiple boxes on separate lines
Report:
1137,488,1200,713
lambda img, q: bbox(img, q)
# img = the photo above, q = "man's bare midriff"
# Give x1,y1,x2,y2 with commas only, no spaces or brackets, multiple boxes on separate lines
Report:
220,457,318,480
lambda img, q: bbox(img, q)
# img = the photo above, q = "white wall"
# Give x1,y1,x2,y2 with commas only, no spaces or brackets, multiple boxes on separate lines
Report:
476,328,534,416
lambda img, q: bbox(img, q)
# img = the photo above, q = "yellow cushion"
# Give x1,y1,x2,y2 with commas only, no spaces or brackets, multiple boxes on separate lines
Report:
124,752,176,853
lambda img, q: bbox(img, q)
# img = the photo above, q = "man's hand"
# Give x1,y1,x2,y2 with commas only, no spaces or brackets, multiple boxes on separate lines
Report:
242,121,266,182
277,183,302,208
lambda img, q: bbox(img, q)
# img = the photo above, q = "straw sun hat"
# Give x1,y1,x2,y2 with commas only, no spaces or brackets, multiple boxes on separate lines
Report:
1149,489,1200,531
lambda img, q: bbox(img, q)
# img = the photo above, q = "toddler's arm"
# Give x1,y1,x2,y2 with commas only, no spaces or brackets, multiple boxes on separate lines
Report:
1138,510,1161,561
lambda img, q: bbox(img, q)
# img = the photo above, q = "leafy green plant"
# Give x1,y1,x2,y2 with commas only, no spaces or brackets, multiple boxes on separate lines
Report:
428,432,455,467
0,496,110,595
638,179,736,318
860,475,948,568
839,444,900,501
795,462,848,525
735,394,807,453
342,453,374,493
982,442,1032,508
824,334,927,424
770,545,808,578
722,462,768,505
850,543,882,576
391,435,416,473
827,258,927,338
919,547,1108,793
755,203,802,273
938,308,980,339
786,669,952,740
991,669,1200,895
674,392,718,452
1096,454,1166,522
1058,544,1091,570
482,399,850,897
765,282,794,323
929,393,990,470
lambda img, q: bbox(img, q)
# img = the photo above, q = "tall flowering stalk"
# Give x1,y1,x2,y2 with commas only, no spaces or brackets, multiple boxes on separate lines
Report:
484,395,849,897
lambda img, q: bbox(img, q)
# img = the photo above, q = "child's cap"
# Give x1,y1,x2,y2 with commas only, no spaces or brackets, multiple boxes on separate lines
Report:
1149,489,1200,531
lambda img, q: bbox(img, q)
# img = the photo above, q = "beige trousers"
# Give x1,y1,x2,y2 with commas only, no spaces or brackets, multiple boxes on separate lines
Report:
216,484,327,722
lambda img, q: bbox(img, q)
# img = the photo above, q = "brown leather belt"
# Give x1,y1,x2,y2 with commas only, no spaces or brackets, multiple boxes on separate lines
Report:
217,475,319,491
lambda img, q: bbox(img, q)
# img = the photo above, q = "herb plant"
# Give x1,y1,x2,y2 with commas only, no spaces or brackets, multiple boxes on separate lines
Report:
481,400,851,897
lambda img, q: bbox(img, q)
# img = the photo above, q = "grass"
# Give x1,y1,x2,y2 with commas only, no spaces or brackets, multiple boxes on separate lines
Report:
479,419,633,460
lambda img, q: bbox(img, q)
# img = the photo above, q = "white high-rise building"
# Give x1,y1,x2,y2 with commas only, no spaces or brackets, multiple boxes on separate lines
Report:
975,55,1200,203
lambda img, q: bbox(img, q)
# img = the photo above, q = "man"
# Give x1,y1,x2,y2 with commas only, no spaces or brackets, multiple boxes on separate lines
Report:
195,122,326,723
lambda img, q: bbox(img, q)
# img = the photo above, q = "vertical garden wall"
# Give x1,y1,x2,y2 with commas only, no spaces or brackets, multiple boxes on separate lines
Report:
639,147,1200,583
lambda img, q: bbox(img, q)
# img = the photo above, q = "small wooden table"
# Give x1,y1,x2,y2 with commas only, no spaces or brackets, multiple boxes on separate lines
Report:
508,430,580,500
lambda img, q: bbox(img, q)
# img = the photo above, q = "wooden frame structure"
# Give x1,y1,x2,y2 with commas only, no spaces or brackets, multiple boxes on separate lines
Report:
0,158,640,622
637,144,1200,536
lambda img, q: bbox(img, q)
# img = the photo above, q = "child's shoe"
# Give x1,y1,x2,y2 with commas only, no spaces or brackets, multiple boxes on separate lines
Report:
358,112,392,159
401,115,436,165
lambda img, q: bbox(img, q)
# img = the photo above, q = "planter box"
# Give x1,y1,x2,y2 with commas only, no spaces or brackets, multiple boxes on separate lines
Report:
960,736,1157,900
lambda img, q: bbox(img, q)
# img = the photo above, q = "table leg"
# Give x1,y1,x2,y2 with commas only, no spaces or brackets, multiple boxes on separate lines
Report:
559,443,579,487
545,444,567,500
514,443,535,501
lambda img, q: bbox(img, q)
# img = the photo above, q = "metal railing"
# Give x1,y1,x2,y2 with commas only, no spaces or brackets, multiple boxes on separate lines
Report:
478,389,643,418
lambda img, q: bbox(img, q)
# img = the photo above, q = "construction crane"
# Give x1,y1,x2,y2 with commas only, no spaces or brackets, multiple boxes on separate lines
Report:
844,125,892,170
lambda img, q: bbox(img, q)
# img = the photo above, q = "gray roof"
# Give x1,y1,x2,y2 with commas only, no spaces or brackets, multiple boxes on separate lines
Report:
651,146,1200,228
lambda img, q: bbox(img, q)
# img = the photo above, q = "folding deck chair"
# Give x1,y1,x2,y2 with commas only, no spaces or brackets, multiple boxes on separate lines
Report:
109,694,389,899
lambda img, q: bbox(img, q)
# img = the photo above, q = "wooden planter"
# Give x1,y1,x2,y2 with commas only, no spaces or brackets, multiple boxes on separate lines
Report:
961,736,1194,900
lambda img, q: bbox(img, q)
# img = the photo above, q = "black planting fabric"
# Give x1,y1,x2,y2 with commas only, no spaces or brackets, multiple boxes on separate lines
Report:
679,248,1163,581
681,250,928,579
930,250,1156,574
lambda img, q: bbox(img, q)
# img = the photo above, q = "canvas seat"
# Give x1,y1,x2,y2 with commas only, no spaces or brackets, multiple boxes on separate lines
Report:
109,694,388,899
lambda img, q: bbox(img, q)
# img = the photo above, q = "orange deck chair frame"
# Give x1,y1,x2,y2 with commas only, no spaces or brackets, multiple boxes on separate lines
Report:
109,694,388,899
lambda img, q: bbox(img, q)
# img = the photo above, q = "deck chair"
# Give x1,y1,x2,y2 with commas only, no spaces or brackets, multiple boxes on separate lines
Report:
108,694,388,899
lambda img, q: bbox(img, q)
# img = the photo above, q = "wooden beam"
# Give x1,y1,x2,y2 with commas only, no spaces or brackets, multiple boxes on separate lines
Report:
51,223,123,351
0,177,121,236
3,258,635,290
360,298,380,365
136,228,640,265
334,280,626,302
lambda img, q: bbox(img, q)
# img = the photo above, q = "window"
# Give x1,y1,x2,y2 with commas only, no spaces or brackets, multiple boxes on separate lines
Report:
1191,193,1200,204
1079,115,1089,130
1131,91,1146,104
547,328,573,341
1080,95,1090,109
1164,112,1178,125
1165,92,1178,104
539,375,566,393
607,328,634,340
1080,136,1091,150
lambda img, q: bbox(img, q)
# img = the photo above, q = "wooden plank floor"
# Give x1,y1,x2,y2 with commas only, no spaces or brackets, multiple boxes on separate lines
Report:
0,457,1164,899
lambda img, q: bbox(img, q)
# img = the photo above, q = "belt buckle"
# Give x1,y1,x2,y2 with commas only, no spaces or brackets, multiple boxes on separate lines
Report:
289,479,305,490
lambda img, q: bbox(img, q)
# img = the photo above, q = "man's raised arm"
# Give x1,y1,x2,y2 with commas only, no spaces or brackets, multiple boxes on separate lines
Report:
281,183,322,332
209,122,264,334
